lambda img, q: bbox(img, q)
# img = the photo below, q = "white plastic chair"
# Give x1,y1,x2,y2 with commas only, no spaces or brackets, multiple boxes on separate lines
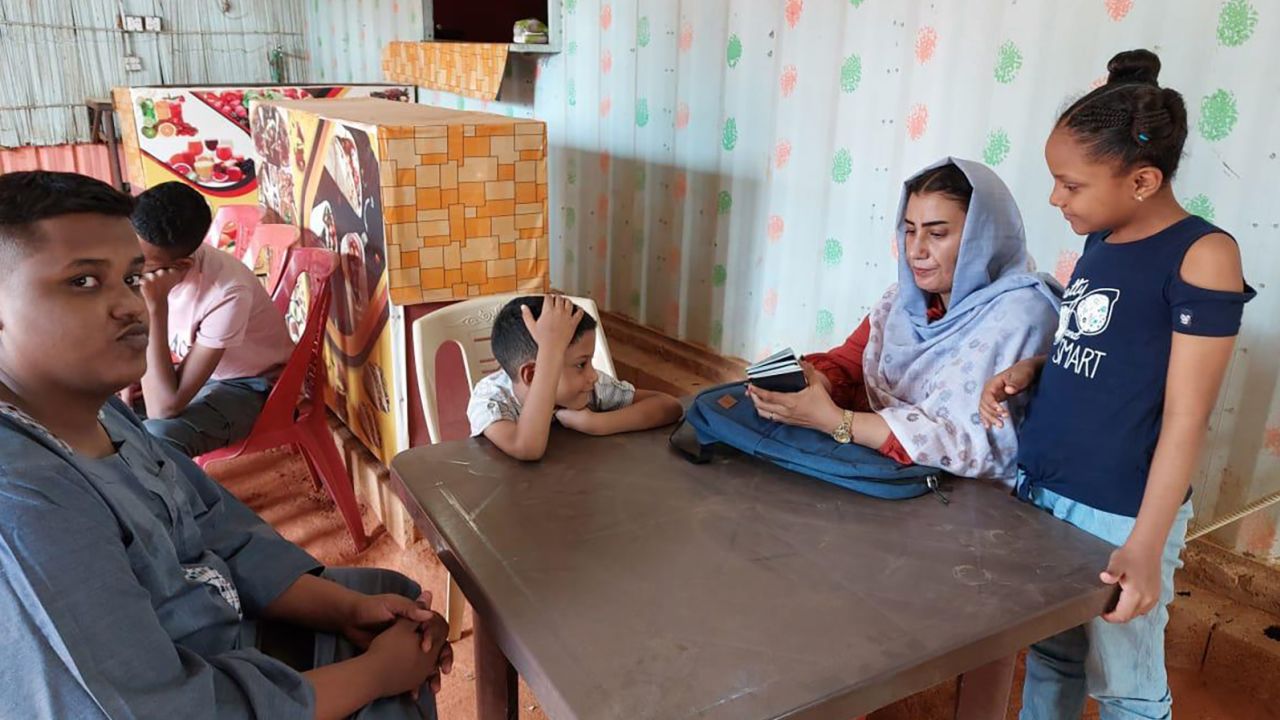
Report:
412,293,615,444
410,293,616,640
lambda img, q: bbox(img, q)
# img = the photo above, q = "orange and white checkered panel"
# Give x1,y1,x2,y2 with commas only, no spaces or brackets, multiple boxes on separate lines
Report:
381,41,509,102
377,117,549,305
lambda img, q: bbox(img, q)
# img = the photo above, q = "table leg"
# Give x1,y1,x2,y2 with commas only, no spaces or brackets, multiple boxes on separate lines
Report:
102,109,124,192
474,611,518,720
955,655,1017,720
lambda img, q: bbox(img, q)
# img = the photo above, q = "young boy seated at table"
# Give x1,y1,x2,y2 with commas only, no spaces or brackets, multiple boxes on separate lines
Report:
0,171,450,719
129,182,295,457
467,295,683,461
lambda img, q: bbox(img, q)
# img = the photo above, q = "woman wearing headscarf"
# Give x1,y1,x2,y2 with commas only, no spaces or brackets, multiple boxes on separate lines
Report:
747,157,1061,718
748,157,1060,485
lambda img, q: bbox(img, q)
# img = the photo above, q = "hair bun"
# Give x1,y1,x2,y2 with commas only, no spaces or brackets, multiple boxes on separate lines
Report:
1107,49,1161,86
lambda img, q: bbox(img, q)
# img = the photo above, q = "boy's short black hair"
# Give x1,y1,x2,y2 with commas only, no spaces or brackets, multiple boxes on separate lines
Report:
491,295,598,378
131,181,213,258
0,171,134,255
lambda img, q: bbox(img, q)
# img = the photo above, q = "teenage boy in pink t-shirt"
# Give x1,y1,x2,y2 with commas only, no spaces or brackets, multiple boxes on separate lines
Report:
130,183,294,456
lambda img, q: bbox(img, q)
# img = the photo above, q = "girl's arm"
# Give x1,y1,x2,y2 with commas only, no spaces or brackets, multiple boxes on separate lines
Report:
979,354,1047,429
1106,233,1243,623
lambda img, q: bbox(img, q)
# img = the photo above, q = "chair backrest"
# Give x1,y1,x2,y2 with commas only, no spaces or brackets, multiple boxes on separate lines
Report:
206,205,265,260
410,294,616,444
242,224,301,297
251,247,339,432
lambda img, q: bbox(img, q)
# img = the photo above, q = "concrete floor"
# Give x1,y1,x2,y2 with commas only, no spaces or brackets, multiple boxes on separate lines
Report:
209,446,1278,719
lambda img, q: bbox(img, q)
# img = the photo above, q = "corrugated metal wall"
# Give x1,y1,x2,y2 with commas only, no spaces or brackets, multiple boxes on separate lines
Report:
304,0,427,84
0,0,308,146
0,143,123,180
321,0,1280,563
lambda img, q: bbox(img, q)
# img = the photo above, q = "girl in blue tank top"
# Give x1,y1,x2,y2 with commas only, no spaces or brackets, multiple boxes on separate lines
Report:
980,50,1254,719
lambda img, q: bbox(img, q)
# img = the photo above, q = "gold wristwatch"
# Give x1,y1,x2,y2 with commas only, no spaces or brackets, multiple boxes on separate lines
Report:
831,410,855,444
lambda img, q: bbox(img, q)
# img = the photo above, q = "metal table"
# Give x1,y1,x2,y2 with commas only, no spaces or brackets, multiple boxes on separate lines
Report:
390,427,1115,719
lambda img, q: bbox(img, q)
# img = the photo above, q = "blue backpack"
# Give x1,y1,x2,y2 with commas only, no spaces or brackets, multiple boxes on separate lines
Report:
671,383,947,502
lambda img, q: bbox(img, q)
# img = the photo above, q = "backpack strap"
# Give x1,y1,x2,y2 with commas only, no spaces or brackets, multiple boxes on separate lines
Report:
668,415,714,464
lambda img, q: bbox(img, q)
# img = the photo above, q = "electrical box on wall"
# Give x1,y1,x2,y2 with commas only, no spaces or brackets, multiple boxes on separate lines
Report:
121,14,162,32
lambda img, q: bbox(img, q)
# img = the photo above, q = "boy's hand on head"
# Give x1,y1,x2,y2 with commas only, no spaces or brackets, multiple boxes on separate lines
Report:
341,590,436,650
1099,542,1163,623
522,295,583,353
139,267,183,310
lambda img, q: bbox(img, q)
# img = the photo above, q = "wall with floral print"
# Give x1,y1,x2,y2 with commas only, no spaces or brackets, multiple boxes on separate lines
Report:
310,0,1280,561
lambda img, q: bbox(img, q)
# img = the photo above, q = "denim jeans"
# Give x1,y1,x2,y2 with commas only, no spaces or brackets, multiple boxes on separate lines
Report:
1017,477,1193,720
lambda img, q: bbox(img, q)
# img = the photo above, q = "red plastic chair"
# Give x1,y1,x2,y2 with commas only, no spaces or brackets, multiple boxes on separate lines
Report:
206,205,264,260
241,224,300,297
197,247,369,551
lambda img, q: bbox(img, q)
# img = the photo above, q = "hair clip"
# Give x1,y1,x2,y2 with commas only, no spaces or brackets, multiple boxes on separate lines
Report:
1137,132,1150,143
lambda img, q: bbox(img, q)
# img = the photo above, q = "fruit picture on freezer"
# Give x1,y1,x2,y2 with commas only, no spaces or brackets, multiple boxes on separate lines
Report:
136,90,262,190
165,139,253,188
194,87,308,132
132,86,411,195
137,96,197,138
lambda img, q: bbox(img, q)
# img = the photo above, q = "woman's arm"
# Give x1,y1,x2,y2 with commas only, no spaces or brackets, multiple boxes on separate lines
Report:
746,365,893,452
847,410,894,452
804,316,873,409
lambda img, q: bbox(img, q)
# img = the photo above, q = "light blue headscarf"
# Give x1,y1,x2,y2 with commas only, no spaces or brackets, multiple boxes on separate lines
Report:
863,158,1061,483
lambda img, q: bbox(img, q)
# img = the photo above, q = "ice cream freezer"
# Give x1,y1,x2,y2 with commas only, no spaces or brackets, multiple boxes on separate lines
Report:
252,97,550,465
112,84,414,212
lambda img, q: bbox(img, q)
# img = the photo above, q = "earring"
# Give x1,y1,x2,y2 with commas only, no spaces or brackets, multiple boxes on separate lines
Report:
1135,194,1145,202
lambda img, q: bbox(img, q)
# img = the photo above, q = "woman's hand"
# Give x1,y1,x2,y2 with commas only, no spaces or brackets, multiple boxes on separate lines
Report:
747,364,845,433
979,359,1040,429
